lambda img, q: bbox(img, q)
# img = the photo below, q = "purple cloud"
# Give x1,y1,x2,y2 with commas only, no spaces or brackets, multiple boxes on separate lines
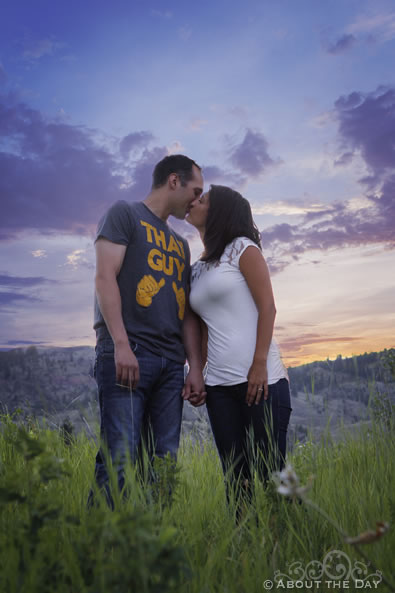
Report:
326,34,357,55
261,194,394,273
335,87,395,174
0,292,40,305
126,146,168,199
0,274,56,287
119,131,155,158
0,94,173,239
260,87,395,273
6,340,47,345
0,274,54,310
0,93,127,239
334,151,354,167
230,129,279,176
21,38,63,61
202,165,246,188
279,333,360,354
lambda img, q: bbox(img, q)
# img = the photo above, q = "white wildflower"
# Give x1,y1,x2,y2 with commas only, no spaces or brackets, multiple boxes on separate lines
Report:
273,464,313,499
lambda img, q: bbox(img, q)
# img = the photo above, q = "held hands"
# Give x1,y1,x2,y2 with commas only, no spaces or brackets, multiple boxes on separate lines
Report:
246,359,268,406
114,342,140,390
182,366,207,407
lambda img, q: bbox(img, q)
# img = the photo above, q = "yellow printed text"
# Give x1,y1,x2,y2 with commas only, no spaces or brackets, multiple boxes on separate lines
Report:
140,220,185,260
147,249,185,281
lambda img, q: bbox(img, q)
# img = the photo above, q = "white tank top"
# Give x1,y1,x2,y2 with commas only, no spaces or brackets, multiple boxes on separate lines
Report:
189,237,288,386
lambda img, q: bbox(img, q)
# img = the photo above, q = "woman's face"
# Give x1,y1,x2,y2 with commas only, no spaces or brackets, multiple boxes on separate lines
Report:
185,191,210,231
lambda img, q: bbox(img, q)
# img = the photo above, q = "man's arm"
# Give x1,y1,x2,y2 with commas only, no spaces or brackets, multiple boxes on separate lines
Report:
182,300,206,407
95,238,140,389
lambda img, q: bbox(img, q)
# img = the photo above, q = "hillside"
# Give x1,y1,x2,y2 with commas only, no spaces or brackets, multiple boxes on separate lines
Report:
0,346,394,443
287,349,395,441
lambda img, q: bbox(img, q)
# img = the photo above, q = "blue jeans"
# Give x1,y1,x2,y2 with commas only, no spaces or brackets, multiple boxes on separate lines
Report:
206,378,292,499
89,337,184,507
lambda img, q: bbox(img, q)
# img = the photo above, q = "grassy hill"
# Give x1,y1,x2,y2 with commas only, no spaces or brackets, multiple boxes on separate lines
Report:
0,403,394,592
0,346,394,443
0,348,394,591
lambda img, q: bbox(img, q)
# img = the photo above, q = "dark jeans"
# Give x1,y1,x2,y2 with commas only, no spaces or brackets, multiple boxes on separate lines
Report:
206,378,292,502
88,338,184,507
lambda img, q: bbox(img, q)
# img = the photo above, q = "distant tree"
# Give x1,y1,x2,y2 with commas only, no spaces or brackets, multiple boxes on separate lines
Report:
26,346,39,359
381,348,395,381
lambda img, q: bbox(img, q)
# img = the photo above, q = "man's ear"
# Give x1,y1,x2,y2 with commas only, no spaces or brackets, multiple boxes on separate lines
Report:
168,173,178,190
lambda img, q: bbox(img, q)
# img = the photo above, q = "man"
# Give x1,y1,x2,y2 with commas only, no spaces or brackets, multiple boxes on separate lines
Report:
89,154,206,506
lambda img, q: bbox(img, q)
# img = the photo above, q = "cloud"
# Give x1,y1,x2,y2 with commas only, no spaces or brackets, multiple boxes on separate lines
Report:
63,249,94,270
126,146,167,199
6,340,47,345
0,292,40,305
259,87,395,273
325,34,357,55
151,9,172,19
252,200,327,217
22,38,64,61
202,165,246,188
167,141,185,155
334,87,395,174
0,274,56,287
188,118,208,132
31,249,47,258
348,11,395,42
334,151,354,167
0,273,55,309
119,131,154,158
261,194,394,273
230,129,280,177
279,333,360,354
0,94,167,239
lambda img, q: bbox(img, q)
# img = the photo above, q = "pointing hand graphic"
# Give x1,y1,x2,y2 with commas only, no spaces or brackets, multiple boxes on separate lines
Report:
172,282,185,320
136,275,165,307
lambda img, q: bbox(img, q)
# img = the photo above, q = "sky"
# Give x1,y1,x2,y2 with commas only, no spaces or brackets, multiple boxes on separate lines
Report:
0,0,394,366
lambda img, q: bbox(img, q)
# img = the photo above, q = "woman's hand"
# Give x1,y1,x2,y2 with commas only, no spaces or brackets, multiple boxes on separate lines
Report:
246,359,268,406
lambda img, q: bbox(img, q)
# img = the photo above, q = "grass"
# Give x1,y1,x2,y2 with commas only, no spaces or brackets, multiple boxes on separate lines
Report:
0,409,394,593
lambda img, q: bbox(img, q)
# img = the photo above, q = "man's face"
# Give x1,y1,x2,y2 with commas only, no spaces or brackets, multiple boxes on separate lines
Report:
172,165,204,219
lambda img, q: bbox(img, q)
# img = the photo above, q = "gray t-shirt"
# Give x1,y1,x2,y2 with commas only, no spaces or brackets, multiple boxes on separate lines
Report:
94,201,190,363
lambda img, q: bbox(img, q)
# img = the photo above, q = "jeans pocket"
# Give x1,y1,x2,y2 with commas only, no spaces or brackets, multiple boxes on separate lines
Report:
97,339,115,358
98,339,138,355
129,340,138,353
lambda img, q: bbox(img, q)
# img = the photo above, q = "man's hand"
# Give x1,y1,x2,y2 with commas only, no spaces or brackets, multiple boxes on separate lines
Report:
114,342,140,390
182,366,206,407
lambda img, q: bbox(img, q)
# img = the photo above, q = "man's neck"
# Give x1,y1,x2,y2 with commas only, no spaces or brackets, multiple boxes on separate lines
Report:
143,189,170,222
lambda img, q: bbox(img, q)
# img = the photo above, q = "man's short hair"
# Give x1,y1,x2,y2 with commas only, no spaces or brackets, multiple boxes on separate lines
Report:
152,154,201,189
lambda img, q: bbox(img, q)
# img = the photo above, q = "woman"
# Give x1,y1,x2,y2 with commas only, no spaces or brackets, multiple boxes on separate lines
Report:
186,185,292,509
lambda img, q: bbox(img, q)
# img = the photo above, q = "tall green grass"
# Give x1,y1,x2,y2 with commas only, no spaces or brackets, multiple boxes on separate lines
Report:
0,408,394,592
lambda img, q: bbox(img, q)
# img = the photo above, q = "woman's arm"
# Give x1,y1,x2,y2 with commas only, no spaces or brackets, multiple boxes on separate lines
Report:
199,317,208,372
239,246,276,406
182,301,207,407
